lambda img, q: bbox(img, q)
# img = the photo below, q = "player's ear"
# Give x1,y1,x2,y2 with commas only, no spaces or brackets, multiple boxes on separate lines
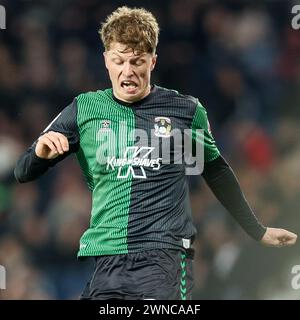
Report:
103,52,108,69
150,54,157,71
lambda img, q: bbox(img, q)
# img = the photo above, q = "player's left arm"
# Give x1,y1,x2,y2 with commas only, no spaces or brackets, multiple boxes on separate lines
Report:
192,102,297,247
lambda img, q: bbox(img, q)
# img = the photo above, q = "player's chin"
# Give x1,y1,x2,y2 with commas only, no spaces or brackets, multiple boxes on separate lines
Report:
121,86,139,95
119,88,142,102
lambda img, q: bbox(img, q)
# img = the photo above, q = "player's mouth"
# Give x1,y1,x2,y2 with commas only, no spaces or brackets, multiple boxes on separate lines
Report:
120,80,138,94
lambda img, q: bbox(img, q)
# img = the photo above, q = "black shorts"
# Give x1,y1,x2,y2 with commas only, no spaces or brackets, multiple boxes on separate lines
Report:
79,248,194,300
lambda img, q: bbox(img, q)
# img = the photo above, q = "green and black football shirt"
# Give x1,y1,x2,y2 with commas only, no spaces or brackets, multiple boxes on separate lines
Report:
15,85,221,257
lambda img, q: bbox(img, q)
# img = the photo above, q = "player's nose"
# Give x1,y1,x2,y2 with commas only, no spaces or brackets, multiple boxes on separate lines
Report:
122,61,134,77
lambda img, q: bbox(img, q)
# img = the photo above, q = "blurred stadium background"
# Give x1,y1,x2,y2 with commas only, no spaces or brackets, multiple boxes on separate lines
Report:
1,0,300,299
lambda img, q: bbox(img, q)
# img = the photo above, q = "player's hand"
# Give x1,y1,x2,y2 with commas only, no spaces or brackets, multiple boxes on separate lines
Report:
260,227,297,247
35,131,69,159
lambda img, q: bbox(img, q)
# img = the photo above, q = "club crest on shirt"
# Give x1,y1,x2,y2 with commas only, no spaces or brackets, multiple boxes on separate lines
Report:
154,117,172,138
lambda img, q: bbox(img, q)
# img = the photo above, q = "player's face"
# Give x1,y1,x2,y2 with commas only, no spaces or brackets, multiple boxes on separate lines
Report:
104,42,157,103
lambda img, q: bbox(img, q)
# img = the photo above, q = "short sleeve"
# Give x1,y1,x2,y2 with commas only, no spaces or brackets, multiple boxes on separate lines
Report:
191,102,220,162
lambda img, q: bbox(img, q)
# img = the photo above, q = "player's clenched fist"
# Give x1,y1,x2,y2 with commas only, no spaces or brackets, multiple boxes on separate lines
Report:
35,131,69,159
260,227,297,247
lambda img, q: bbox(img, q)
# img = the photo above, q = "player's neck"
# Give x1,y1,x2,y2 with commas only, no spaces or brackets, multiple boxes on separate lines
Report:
112,84,156,107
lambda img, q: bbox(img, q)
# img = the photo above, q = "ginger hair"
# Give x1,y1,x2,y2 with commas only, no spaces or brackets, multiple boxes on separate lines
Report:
99,6,159,54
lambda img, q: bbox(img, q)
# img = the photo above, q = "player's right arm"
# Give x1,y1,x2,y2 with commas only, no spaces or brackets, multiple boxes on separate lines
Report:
14,99,80,183
35,131,70,160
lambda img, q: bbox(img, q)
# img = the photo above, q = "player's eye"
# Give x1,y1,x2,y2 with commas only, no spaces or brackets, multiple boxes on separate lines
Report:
134,59,145,66
129,59,145,66
113,59,123,65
